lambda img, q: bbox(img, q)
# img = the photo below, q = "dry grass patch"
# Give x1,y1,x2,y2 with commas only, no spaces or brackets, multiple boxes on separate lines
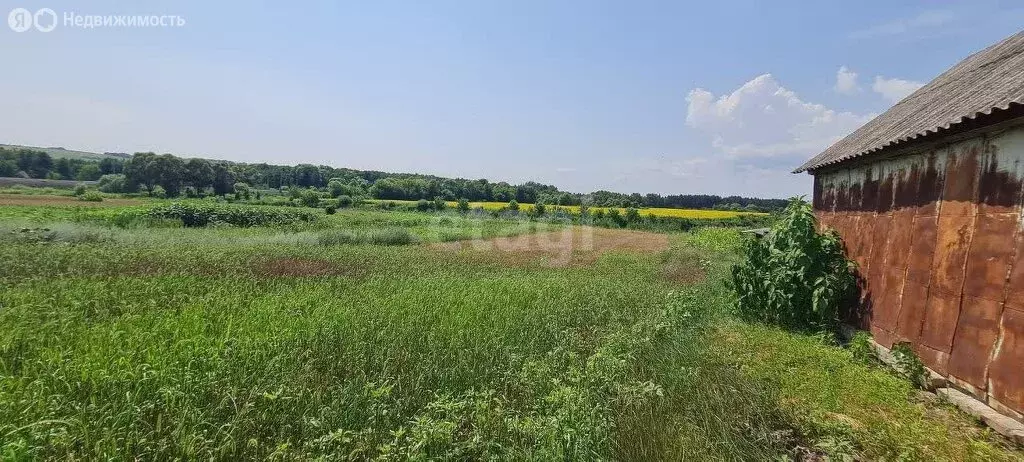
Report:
0,194,142,207
254,257,364,278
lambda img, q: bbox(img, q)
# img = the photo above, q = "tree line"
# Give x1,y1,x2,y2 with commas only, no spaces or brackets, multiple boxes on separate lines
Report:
0,148,788,211
0,148,124,181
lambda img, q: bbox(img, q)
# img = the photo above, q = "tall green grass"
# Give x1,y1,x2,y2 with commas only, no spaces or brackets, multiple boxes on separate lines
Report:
0,204,1019,460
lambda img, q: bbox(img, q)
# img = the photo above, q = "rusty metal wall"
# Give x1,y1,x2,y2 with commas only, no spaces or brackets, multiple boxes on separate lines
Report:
814,122,1024,419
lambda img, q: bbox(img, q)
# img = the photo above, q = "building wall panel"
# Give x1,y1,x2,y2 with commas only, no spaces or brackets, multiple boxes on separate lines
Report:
812,122,1024,418
990,307,1024,412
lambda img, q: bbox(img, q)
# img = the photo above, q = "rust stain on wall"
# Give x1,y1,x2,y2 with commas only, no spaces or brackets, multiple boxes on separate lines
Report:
812,126,1024,419
990,308,1024,411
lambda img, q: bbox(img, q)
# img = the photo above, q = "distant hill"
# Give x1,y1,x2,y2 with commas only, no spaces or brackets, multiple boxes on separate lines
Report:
0,144,129,161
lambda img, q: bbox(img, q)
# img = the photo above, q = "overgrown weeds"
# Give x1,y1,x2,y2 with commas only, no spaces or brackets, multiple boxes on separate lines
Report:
317,227,418,246
730,198,855,334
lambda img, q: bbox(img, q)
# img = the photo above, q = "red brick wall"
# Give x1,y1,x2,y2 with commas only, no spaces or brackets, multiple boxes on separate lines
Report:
813,123,1024,418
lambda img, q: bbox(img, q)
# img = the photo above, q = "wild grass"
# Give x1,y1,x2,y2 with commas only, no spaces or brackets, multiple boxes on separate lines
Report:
317,227,418,246
0,200,1019,460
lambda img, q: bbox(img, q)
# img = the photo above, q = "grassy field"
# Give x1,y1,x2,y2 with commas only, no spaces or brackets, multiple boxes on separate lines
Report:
0,144,126,161
0,198,1020,460
367,199,766,219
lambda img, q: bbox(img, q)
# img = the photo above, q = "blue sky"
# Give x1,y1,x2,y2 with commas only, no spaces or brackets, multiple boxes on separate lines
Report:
3,1,1022,197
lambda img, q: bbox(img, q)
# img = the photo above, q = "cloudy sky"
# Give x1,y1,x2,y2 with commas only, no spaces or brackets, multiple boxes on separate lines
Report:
3,1,1023,197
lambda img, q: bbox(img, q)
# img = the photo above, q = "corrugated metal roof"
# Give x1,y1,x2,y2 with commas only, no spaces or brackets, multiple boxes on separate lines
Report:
795,31,1024,173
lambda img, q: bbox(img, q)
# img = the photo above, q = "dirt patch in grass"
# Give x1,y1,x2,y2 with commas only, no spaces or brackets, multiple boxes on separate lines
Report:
254,257,365,278
0,194,143,207
432,226,670,268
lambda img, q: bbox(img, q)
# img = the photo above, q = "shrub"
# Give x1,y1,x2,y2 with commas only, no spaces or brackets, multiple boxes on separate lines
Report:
325,206,337,215
150,185,167,199
73,184,88,196
337,195,354,208
78,191,103,202
367,228,417,245
849,331,876,364
327,179,345,198
730,198,855,333
317,229,361,245
144,203,318,227
606,208,624,227
234,183,252,200
508,200,519,211
433,196,446,211
625,207,641,223
416,199,431,212
457,198,470,213
97,174,127,193
533,202,546,216
300,189,322,208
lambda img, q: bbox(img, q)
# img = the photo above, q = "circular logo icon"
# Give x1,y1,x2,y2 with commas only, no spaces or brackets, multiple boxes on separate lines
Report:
34,8,56,32
8,8,32,32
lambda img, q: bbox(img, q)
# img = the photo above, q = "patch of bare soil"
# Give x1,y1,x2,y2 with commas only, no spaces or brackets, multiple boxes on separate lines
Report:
431,226,670,268
0,194,143,207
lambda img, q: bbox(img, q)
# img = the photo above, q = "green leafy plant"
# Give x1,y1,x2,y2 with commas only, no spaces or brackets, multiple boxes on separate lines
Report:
78,191,103,202
730,198,854,333
150,185,168,199
891,343,928,389
299,189,321,208
848,331,876,365
144,203,318,227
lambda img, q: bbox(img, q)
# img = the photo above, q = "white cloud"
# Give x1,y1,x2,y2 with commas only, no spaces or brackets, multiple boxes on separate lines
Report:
872,76,924,103
835,66,860,94
850,10,955,39
685,74,874,160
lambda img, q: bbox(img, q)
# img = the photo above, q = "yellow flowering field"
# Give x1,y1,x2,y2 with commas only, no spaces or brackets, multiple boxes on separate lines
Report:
366,200,766,219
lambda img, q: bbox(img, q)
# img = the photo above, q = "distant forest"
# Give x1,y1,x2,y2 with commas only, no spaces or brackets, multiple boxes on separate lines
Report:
0,147,788,211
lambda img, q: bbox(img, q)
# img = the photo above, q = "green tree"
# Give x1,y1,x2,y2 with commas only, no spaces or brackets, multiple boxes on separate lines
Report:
75,163,101,181
97,174,127,193
212,164,235,196
98,158,123,175
433,196,446,211
457,198,470,213
55,158,73,180
508,199,519,211
0,159,18,177
185,158,214,191
328,179,346,198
